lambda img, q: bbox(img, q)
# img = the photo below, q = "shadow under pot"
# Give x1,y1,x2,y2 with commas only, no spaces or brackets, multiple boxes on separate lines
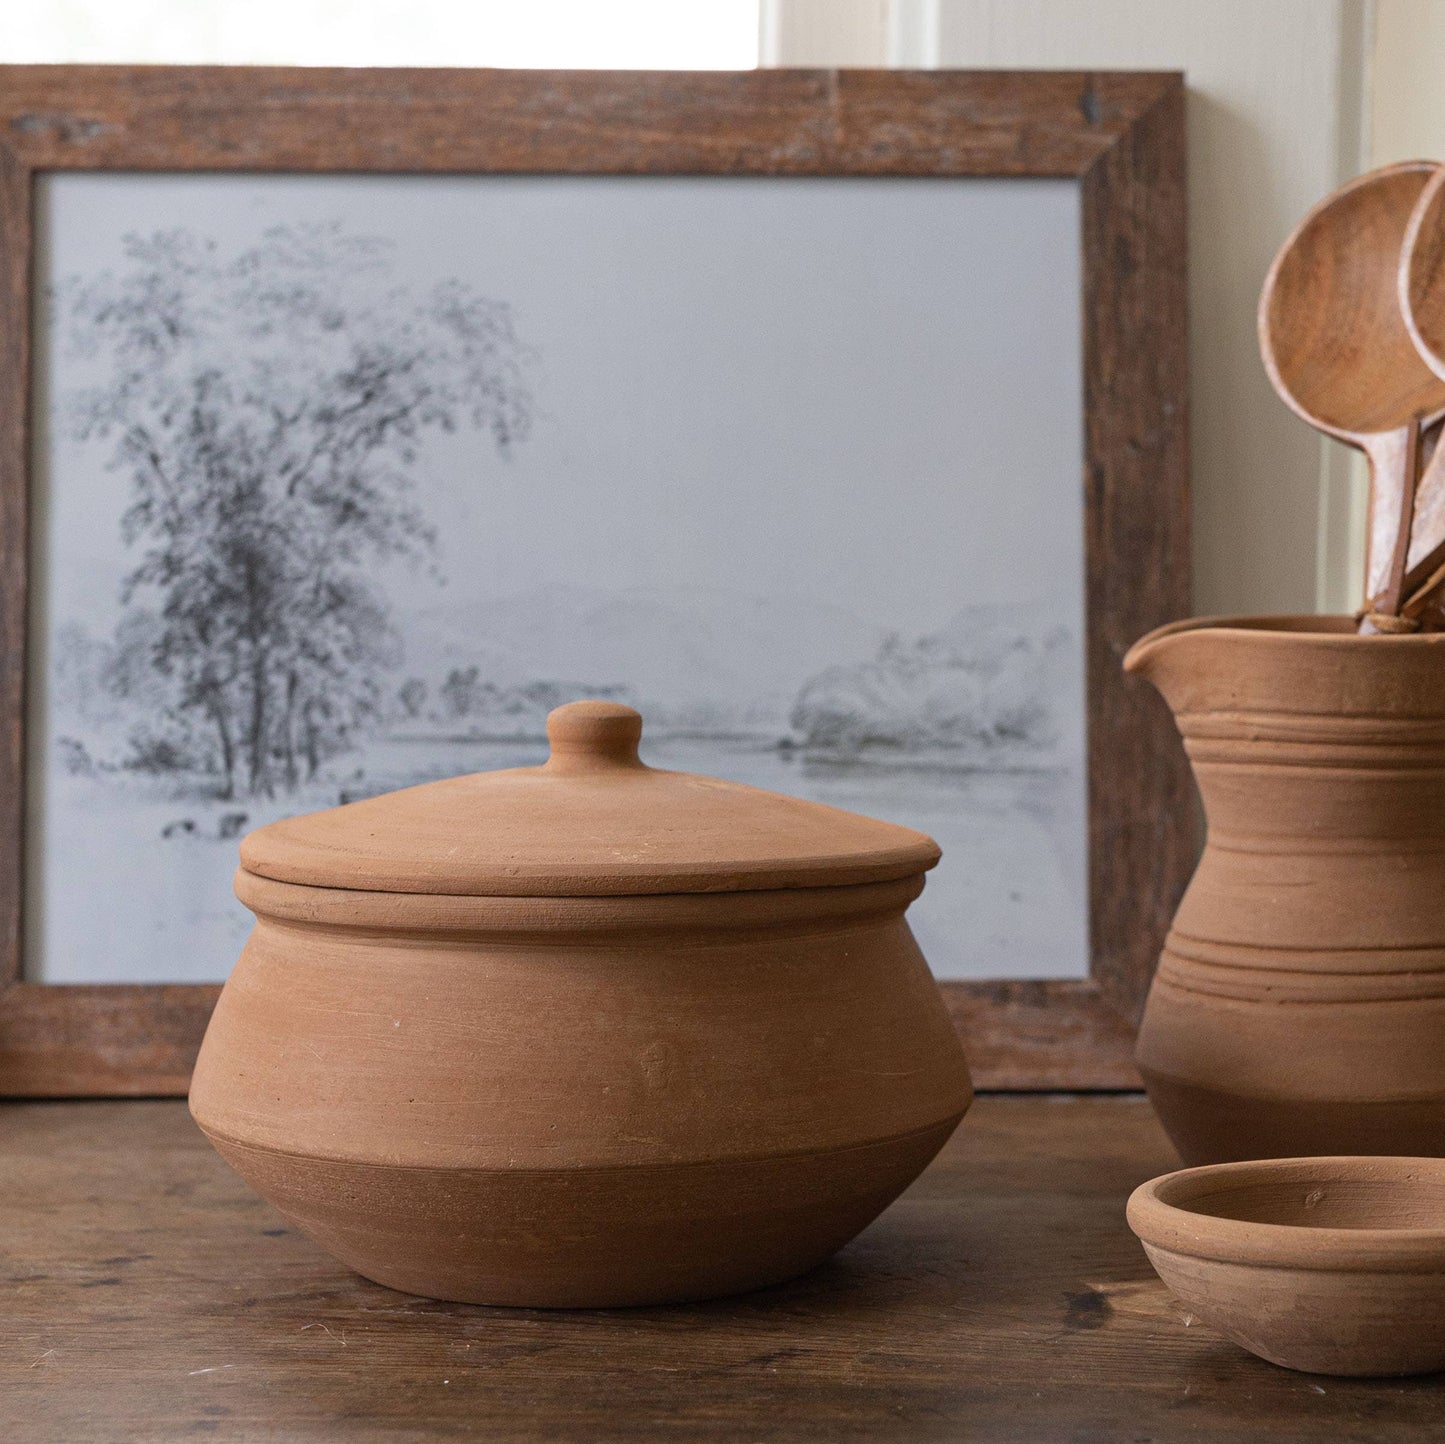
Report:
189,700,972,1307
1125,616,1445,1165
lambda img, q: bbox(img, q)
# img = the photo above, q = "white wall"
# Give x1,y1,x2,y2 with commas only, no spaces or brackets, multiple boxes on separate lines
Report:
767,0,1374,616
1,2,760,68
1371,0,1445,168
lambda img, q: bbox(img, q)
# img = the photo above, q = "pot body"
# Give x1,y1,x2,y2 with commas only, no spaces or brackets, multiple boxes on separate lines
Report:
1126,616,1445,1165
189,871,971,1306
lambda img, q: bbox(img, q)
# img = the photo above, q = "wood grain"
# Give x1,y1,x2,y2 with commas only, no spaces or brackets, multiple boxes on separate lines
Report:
1079,73,1193,1025
4,1095,1441,1442
0,985,220,1096
0,67,1191,1094
0,66,1173,176
0,133,31,1027
942,979,1141,1089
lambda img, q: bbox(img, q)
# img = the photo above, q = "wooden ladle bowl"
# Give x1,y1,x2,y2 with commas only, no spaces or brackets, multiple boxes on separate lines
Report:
1260,160,1445,601
1401,162,1445,380
1390,162,1445,617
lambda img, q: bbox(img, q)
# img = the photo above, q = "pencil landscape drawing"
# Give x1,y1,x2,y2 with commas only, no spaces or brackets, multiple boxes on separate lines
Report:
30,172,1087,983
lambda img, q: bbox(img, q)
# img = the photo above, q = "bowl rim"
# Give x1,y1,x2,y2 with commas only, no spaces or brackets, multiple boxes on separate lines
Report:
1126,1156,1445,1272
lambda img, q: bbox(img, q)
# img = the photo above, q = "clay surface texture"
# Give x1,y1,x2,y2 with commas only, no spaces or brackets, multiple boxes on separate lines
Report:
1126,616,1445,1164
1129,1155,1445,1376
189,702,972,1306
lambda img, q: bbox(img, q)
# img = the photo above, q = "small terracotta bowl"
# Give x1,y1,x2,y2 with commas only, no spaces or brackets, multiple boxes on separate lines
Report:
1128,1156,1445,1376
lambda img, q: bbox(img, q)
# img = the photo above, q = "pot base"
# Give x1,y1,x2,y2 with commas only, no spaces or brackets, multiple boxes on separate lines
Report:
201,1113,964,1308
1141,1070,1445,1166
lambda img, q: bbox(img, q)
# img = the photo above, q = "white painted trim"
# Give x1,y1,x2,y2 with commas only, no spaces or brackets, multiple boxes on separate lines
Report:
888,0,941,68
759,0,890,66
1317,0,1373,614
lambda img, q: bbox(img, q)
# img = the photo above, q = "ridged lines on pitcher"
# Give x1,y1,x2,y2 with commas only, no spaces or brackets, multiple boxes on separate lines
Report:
1182,738,1445,770
1175,710,1445,743
1158,951,1445,1005
1166,930,1445,975
1201,830,1445,855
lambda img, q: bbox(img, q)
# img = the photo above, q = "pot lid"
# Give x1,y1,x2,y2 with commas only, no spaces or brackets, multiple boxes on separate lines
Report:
239,701,941,897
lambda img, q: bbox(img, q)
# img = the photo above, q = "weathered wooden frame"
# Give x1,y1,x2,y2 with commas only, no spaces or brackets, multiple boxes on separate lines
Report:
0,66,1191,1093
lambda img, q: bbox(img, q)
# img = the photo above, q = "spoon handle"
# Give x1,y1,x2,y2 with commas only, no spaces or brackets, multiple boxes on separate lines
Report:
1364,426,1415,600
1379,413,1425,616
1401,556,1445,619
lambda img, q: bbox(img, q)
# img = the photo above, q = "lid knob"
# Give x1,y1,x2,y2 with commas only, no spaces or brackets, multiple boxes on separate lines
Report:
544,701,646,774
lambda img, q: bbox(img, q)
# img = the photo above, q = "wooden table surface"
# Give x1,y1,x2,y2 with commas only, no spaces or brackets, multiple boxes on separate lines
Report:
2,1096,1440,1442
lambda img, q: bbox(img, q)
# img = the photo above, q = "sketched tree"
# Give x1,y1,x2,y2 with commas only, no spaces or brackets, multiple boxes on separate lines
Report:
61,225,531,798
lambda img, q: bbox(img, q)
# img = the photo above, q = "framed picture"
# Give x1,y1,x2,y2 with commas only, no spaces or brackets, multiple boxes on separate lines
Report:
0,65,1190,1094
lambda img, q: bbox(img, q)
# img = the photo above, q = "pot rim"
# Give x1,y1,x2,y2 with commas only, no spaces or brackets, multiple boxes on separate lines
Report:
1127,1155,1445,1273
233,866,930,935
1124,613,1445,675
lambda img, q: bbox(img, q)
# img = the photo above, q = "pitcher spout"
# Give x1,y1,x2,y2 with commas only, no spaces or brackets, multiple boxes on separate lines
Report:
1123,616,1218,683
1122,614,1252,714
1123,614,1368,717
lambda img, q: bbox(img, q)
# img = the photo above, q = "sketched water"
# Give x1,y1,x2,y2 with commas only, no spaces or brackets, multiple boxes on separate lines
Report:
33,730,1086,986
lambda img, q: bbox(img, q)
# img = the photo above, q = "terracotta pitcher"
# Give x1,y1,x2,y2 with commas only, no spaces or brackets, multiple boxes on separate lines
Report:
1125,616,1445,1165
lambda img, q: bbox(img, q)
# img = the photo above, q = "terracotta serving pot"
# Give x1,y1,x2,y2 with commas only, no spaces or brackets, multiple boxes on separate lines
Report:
189,701,972,1307
1125,617,1445,1165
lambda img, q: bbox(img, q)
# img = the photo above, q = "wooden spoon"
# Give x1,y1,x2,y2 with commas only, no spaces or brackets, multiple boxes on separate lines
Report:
1396,161,1445,620
1259,160,1445,616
